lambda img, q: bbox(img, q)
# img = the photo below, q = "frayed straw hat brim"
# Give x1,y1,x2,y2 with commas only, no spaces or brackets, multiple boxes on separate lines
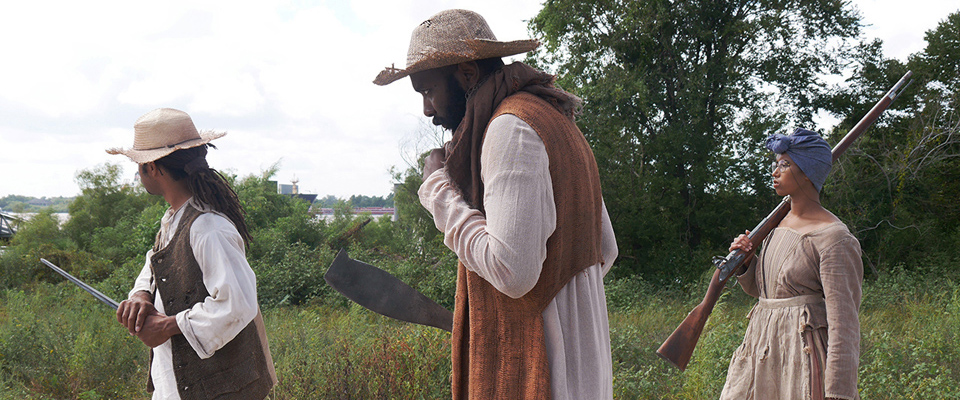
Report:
374,38,539,86
106,130,225,164
374,9,540,86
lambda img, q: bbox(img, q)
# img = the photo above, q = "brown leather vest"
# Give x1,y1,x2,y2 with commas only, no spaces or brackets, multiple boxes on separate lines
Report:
148,204,275,400
451,92,604,399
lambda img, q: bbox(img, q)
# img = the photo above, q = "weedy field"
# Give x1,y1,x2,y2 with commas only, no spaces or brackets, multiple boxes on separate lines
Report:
0,266,956,400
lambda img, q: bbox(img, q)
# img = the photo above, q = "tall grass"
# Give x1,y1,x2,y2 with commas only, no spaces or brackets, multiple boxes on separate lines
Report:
0,268,958,399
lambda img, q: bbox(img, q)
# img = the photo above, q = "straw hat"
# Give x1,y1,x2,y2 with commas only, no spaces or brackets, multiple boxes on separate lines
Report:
106,108,225,164
373,9,539,86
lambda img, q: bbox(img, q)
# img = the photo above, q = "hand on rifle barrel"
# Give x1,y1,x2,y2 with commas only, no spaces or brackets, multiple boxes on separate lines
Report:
728,230,756,276
136,312,181,348
728,230,753,253
116,291,181,347
117,290,155,335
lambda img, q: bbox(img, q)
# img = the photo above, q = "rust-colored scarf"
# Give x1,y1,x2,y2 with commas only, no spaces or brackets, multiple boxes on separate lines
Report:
445,62,581,212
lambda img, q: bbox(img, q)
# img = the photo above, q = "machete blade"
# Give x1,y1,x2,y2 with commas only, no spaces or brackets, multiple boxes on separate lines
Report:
324,249,453,332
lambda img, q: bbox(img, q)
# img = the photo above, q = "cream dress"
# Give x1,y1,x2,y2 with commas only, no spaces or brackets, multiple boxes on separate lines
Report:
721,222,863,400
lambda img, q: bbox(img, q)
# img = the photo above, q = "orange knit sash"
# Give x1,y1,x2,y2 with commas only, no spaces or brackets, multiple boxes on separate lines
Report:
451,92,603,399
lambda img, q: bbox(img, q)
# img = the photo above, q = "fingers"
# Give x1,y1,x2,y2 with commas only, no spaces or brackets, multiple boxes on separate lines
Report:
126,303,141,335
423,148,447,179
135,303,157,333
728,230,754,253
117,296,156,335
117,300,138,334
116,301,125,324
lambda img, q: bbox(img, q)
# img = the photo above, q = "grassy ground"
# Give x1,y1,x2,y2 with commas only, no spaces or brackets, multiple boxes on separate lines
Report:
0,272,957,399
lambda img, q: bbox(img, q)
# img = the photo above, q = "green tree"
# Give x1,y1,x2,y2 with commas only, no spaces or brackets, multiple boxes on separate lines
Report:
822,11,960,274
62,163,158,251
529,0,863,282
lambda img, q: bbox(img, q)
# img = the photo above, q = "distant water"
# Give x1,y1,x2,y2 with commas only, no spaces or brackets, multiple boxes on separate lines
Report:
9,212,71,225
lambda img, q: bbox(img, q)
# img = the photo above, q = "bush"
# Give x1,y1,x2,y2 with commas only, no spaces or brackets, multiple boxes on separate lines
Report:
0,284,145,399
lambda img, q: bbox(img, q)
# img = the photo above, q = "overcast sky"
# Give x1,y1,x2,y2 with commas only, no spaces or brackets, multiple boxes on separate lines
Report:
1,0,956,199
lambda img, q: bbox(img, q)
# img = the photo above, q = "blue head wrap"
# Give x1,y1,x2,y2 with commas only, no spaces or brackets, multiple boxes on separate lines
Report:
764,128,832,192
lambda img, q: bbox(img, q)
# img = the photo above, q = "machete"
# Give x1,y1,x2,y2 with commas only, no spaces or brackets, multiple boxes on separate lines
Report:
40,258,120,310
324,249,453,332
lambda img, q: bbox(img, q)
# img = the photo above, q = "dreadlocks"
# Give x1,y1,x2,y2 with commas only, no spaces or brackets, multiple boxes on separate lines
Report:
152,144,252,246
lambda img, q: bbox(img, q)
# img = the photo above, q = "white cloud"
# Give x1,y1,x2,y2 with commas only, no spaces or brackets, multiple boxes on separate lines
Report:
0,0,952,200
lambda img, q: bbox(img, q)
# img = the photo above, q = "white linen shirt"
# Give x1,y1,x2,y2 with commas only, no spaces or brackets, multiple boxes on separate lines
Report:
418,114,618,400
129,198,260,400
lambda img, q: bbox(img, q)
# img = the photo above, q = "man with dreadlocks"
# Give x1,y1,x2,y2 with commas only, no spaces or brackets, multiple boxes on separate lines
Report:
374,9,618,400
109,108,275,400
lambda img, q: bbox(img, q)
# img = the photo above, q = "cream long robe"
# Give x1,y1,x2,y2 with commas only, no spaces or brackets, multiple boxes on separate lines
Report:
130,198,261,400
722,222,863,400
419,114,618,400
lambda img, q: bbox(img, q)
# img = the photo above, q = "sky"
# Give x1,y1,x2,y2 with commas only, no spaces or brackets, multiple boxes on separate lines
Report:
0,0,956,200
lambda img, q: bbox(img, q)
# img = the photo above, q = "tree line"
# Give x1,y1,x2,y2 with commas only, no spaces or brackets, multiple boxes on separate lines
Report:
525,1,960,284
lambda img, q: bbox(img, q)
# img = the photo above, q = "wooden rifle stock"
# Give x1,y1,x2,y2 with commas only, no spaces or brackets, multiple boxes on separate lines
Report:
656,71,913,371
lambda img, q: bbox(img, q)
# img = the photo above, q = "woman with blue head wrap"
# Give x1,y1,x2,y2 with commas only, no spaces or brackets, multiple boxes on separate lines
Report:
765,128,833,192
719,128,864,400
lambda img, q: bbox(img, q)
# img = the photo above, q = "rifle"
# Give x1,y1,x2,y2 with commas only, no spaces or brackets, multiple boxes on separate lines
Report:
40,258,120,310
656,71,914,371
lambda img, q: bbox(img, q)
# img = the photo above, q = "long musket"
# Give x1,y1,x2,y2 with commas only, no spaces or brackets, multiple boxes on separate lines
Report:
656,71,914,371
40,258,120,310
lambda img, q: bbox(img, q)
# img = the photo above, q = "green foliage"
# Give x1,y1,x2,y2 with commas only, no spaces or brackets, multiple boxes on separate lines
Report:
0,211,110,289
313,193,395,209
3,271,960,399
390,166,445,257
0,195,72,214
528,0,863,283
265,306,450,399
0,7,958,399
858,266,960,398
0,285,146,400
63,163,159,251
820,11,960,276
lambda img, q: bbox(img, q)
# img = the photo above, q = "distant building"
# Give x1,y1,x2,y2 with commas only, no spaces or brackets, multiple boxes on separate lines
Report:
278,178,318,205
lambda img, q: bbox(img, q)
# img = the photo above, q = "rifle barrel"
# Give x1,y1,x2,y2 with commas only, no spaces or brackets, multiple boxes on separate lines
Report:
40,258,120,310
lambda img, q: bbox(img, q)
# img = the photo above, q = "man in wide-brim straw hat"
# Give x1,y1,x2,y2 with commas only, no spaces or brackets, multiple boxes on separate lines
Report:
110,108,276,400
375,9,618,400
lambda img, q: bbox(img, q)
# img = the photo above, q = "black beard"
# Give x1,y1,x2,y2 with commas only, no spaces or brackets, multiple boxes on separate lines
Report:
437,73,468,131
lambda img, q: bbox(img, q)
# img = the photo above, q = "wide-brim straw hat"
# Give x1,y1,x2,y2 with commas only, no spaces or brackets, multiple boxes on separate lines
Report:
373,9,539,86
106,108,225,164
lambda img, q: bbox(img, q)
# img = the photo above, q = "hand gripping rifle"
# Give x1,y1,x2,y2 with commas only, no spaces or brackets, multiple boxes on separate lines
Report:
656,71,913,371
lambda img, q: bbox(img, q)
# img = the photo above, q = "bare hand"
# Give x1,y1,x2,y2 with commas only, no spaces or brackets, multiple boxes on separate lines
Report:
728,230,753,253
136,313,181,348
423,147,447,180
117,290,156,334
